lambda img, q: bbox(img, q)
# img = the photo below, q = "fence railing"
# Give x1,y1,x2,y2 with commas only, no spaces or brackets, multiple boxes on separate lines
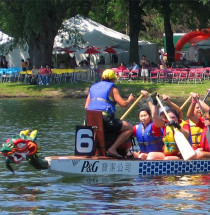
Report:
0,67,209,85
0,67,97,84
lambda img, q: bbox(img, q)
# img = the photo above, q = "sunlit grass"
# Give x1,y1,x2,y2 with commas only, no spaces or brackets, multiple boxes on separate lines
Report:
116,80,209,98
0,80,209,98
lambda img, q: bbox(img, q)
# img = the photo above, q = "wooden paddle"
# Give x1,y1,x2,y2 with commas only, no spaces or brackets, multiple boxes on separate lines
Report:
120,94,143,120
156,95,196,160
180,96,191,111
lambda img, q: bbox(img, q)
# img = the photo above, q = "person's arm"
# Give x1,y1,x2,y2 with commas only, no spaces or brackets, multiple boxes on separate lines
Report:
112,87,134,108
186,92,199,124
146,60,150,66
198,99,209,113
162,94,183,119
151,93,165,128
152,104,165,128
85,93,90,109
141,90,153,111
140,60,143,66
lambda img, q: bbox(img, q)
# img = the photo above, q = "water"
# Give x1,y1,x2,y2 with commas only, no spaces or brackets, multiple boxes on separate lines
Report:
0,98,209,214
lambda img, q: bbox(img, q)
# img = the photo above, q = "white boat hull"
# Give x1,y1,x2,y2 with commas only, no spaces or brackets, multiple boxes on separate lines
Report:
45,156,210,176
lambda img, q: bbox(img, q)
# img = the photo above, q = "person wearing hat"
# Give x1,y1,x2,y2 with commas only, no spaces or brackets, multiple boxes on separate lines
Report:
151,92,191,160
159,94,183,121
85,69,134,158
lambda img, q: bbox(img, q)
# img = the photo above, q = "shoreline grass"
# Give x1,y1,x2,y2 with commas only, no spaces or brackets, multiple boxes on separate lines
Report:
0,81,209,99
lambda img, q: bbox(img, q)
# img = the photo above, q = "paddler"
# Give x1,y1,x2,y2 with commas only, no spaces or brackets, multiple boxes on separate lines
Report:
85,69,134,158
187,92,210,159
151,92,192,160
132,90,165,160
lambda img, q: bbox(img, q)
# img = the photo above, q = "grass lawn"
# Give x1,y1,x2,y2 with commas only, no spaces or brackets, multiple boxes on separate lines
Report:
0,80,209,99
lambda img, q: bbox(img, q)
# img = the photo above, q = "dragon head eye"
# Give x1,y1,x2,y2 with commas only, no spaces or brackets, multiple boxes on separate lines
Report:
17,143,27,149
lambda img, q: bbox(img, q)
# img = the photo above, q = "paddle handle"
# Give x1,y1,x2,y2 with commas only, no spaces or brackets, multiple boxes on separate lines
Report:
120,94,143,120
203,90,210,102
156,96,171,122
180,96,191,111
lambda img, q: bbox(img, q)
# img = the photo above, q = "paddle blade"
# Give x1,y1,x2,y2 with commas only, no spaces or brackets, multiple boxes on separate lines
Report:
174,129,196,160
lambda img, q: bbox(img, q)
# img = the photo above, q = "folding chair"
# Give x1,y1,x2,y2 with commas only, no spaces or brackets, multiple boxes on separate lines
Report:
179,70,188,84
194,70,204,84
150,70,159,83
130,69,139,80
121,69,130,81
159,70,168,83
203,68,210,80
187,69,196,84
115,69,123,82
52,72,62,84
171,70,181,84
0,70,4,82
111,68,118,72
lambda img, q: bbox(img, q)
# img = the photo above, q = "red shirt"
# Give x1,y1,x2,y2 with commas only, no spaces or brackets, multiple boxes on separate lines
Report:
44,68,52,75
196,118,209,152
118,66,127,70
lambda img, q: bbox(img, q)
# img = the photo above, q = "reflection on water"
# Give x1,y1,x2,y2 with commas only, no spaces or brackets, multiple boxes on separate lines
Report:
0,98,209,214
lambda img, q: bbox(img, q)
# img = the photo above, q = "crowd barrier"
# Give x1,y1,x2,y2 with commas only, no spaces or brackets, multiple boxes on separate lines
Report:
111,67,210,83
0,67,97,84
0,67,209,84
149,67,210,84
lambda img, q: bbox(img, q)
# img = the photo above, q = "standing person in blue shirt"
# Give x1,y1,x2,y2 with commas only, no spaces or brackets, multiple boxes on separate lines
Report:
85,69,134,158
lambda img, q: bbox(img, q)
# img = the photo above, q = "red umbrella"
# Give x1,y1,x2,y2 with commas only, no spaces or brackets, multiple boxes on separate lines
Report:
103,46,125,54
104,46,117,54
77,46,102,54
103,46,126,64
74,46,103,66
60,45,80,53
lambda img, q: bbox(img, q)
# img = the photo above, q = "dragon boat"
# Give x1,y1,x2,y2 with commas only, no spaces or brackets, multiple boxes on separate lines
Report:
1,110,210,176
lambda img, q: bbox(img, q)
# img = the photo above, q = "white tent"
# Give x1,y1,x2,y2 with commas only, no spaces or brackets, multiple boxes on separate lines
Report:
0,15,158,68
0,31,29,68
185,39,210,66
0,31,12,45
54,15,159,67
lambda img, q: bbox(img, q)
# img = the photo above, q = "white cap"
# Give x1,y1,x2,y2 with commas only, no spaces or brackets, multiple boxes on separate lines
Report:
159,106,169,115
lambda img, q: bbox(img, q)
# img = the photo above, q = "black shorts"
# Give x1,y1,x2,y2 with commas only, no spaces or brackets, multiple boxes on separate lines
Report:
102,115,122,133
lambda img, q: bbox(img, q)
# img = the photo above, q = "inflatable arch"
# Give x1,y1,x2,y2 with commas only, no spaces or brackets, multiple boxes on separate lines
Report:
175,28,210,61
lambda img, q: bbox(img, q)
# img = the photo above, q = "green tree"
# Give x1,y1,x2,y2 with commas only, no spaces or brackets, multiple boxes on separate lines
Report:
128,0,148,64
0,0,93,67
160,0,174,65
141,0,210,65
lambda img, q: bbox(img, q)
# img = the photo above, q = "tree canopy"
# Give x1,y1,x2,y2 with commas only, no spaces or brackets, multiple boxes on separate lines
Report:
0,0,209,67
0,0,93,66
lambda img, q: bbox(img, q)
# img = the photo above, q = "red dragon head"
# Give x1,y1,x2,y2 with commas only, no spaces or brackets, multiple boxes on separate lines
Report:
0,130,38,164
0,130,48,173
